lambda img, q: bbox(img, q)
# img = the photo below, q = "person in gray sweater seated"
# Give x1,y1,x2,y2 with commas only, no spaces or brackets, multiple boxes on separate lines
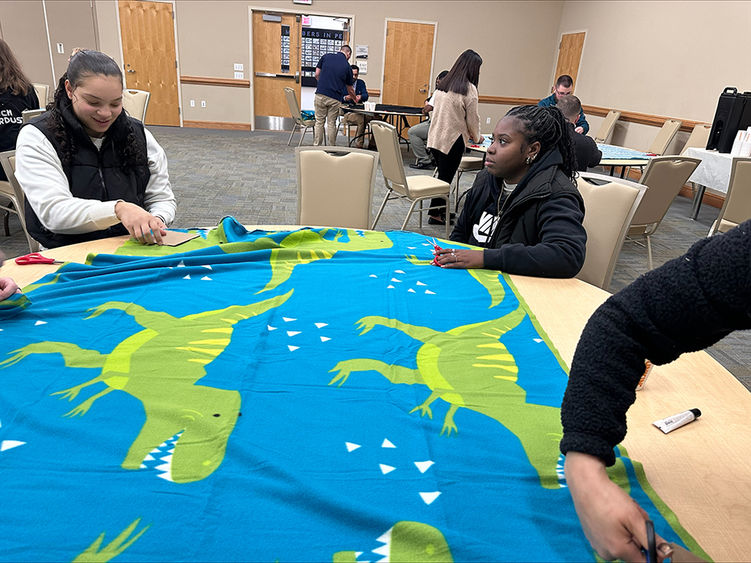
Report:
434,105,586,278
560,220,751,562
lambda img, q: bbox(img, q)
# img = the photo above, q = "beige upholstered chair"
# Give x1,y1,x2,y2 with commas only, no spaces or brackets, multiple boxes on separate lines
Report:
21,109,45,123
593,110,621,144
626,156,700,268
438,155,484,212
680,123,712,155
369,120,452,237
32,83,49,107
0,150,40,252
707,157,751,236
454,155,483,204
648,119,683,155
576,174,646,290
295,147,379,229
122,89,150,122
285,87,315,147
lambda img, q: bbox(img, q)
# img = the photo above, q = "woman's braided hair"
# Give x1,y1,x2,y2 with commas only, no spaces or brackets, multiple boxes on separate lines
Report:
48,49,146,169
505,105,577,180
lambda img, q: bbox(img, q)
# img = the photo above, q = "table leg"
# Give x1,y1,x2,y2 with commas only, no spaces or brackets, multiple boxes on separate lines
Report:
689,183,706,220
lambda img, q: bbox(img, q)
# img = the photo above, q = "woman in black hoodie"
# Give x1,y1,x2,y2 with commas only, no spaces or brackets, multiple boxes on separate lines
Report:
434,105,586,278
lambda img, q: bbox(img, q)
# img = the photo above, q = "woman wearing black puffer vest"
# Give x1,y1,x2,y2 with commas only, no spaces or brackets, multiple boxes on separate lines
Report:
15,49,175,249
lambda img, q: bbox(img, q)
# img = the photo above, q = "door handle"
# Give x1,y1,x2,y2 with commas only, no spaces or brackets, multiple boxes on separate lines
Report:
255,72,276,77
127,69,136,73
295,71,300,84
275,73,295,78
418,88,427,93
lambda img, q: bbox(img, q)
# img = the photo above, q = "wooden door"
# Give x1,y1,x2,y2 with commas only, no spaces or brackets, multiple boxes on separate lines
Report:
382,21,435,107
553,32,586,90
252,12,301,122
118,0,180,126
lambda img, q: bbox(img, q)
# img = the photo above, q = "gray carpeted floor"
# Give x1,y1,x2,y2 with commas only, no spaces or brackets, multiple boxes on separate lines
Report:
2,125,748,390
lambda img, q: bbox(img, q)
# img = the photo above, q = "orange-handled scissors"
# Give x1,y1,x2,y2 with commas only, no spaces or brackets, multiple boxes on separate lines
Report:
14,252,63,265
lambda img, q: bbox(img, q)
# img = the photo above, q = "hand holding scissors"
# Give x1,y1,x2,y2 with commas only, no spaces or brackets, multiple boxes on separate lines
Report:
14,252,63,266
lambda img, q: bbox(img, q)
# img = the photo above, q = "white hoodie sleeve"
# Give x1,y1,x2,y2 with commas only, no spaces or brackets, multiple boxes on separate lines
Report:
142,128,176,226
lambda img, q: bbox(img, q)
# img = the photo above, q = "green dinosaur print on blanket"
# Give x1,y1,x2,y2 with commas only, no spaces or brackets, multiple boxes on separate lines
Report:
333,521,452,563
118,226,393,294
329,306,564,489
1,291,292,483
73,518,149,562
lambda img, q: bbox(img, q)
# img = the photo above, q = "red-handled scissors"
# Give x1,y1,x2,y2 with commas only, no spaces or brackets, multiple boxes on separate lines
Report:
14,252,63,265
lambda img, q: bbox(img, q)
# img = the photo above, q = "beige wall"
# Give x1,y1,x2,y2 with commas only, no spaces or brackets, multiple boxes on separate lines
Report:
94,0,123,64
0,1,55,87
170,0,564,126
0,0,99,103
558,0,751,151
7,0,749,144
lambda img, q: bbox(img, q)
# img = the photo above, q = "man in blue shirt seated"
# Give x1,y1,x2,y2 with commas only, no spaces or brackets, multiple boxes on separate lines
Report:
538,74,589,134
340,65,371,149
315,45,356,146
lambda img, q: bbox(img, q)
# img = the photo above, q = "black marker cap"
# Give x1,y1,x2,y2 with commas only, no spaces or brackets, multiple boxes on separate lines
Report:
690,408,701,418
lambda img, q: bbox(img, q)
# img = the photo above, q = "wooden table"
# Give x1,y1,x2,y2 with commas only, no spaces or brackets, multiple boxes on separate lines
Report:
2,233,750,561
342,103,424,146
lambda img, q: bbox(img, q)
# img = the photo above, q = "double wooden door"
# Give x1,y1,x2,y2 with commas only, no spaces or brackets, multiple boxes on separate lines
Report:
252,11,302,123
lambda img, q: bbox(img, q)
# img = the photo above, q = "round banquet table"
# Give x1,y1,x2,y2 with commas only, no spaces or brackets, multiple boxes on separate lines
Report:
2,229,750,561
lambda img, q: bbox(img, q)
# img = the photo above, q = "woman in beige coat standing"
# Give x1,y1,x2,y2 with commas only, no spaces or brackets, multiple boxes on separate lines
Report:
427,49,484,225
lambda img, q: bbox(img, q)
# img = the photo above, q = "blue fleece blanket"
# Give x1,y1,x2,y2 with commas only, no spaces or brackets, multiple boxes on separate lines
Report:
0,218,704,561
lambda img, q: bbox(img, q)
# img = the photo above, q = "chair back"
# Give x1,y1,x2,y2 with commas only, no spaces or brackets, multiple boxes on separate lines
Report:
32,83,49,107
22,109,45,123
576,174,646,290
648,119,682,155
630,156,700,233
295,147,379,229
594,110,621,144
122,89,150,122
680,123,711,155
369,120,410,196
284,87,305,124
708,157,751,235
0,150,40,252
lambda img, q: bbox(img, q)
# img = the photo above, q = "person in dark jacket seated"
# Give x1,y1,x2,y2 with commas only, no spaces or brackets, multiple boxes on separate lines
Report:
0,38,39,181
556,95,601,171
434,105,586,278
340,64,371,149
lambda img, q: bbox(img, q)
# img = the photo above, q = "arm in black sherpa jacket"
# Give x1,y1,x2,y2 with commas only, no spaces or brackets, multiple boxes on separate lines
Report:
560,220,751,465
